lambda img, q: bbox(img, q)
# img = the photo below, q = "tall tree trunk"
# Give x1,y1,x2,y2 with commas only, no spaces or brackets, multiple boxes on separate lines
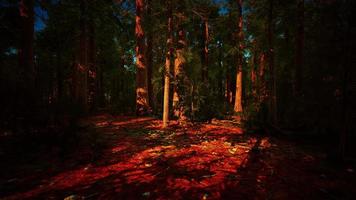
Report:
234,0,243,113
201,20,209,83
173,6,187,121
18,0,35,113
218,42,224,99
268,0,277,123
88,19,96,111
146,0,154,110
225,73,233,104
163,0,173,128
135,0,150,115
73,0,89,112
258,52,267,103
56,51,63,103
295,0,304,96
251,43,257,99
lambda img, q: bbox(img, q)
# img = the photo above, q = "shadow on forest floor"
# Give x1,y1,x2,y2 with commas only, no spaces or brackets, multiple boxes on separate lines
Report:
0,114,355,199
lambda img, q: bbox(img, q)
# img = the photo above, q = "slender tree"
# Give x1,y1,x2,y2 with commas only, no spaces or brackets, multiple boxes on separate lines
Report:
201,19,209,83
88,19,97,110
267,0,277,123
295,0,304,96
163,0,173,128
250,41,257,98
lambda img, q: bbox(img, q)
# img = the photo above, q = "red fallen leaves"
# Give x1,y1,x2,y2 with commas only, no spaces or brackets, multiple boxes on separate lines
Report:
5,116,260,199
4,115,356,200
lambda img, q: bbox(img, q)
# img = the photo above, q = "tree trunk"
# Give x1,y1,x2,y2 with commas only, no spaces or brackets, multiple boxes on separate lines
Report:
234,0,243,113
88,20,96,111
268,0,277,123
251,43,257,99
201,20,209,83
173,6,187,121
258,52,266,102
146,0,154,110
225,73,233,104
163,0,173,128
295,0,304,96
56,51,63,103
72,0,89,113
218,42,224,99
18,0,35,111
135,0,150,115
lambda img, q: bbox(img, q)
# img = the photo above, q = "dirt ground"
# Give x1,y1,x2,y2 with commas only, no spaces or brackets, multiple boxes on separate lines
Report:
0,114,355,199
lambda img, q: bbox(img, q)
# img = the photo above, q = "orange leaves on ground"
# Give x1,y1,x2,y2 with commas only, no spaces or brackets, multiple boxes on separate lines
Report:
4,115,281,200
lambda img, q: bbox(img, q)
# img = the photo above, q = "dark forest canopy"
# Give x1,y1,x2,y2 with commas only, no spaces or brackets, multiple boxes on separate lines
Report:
1,0,356,164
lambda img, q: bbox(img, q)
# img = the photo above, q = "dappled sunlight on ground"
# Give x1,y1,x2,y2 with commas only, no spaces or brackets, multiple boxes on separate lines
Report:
1,115,356,199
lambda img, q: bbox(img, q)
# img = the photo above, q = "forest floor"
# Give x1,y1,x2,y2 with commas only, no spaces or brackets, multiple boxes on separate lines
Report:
0,114,356,200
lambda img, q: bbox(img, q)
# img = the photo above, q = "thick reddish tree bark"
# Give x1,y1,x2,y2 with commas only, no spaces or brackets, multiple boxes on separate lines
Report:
135,0,150,115
234,0,243,113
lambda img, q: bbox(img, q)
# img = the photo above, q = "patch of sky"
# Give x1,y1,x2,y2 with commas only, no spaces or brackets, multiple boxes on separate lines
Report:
34,6,48,32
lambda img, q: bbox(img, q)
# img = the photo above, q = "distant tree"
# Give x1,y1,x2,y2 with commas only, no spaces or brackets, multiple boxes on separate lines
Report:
135,0,150,115
295,0,304,96
18,0,35,109
267,0,277,124
73,0,89,112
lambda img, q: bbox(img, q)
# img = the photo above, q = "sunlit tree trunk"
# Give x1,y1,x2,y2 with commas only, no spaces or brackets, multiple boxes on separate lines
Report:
234,0,243,113
295,0,304,96
163,0,173,128
268,0,277,123
173,29,186,119
173,6,187,121
18,0,35,108
135,0,150,115
201,20,209,83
